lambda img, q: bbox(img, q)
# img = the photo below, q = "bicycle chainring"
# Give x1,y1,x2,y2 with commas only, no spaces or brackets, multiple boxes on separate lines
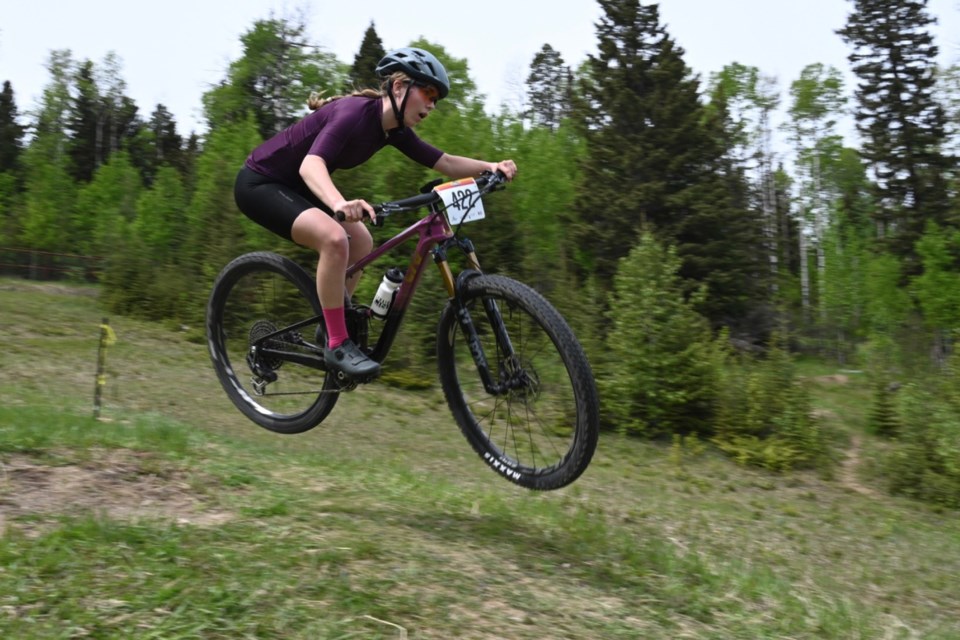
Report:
346,305,371,350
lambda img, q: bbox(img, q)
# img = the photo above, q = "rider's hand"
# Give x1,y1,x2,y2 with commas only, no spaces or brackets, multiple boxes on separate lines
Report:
334,198,376,223
495,160,517,181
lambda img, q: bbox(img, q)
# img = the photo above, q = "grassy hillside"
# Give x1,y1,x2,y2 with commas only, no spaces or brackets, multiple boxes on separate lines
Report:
0,279,958,639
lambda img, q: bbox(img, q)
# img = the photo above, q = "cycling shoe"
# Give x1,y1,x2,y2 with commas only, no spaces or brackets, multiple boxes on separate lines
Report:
324,339,380,383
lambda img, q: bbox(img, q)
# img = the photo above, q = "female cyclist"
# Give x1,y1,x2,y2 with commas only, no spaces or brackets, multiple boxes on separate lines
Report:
234,47,517,382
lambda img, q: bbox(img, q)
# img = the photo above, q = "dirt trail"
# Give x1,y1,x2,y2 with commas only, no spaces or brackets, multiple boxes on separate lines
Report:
838,433,878,497
0,450,234,536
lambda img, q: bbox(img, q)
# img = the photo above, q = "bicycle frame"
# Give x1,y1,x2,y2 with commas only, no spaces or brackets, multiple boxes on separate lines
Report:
345,204,462,363
349,203,516,395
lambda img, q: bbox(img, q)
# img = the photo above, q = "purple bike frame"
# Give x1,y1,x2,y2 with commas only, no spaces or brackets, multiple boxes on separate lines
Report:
345,208,456,362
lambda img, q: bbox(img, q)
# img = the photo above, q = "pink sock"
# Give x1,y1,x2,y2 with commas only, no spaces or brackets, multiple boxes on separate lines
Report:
322,307,349,348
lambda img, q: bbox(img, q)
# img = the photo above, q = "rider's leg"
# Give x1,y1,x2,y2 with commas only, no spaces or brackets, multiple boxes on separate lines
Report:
292,208,350,343
291,208,379,380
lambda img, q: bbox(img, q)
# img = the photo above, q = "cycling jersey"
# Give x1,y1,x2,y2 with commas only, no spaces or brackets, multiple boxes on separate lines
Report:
245,95,443,186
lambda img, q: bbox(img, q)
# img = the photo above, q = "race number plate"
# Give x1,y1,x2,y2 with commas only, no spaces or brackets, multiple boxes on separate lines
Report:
434,178,485,225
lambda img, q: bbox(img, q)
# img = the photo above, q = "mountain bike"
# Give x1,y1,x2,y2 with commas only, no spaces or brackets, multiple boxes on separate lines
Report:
206,172,599,490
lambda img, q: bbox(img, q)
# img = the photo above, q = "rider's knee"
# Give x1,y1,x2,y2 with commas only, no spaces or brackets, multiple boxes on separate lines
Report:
349,224,374,255
320,228,350,256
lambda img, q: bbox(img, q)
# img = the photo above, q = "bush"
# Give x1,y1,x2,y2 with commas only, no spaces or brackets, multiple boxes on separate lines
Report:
883,383,960,508
713,337,826,471
868,382,901,437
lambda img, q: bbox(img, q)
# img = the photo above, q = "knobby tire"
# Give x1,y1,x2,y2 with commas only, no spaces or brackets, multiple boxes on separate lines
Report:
437,275,599,490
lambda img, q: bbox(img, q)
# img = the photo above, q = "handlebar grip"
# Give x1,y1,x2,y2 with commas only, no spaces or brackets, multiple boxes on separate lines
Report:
336,210,384,227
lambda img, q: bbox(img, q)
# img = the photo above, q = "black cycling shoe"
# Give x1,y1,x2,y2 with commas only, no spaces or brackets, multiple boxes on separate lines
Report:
324,339,381,383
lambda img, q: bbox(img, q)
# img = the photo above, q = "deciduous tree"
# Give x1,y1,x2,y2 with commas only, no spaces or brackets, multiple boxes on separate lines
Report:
202,14,344,139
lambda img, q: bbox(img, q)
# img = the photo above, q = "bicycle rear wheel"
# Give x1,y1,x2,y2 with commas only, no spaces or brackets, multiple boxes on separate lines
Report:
206,251,338,434
437,275,599,490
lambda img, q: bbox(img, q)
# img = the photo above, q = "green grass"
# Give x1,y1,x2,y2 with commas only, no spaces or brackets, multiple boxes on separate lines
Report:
1,278,959,638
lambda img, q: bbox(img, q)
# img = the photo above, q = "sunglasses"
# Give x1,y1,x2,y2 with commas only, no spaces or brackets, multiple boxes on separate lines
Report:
415,83,440,103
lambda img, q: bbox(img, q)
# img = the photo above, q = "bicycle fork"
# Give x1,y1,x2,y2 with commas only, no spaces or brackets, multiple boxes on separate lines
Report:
437,242,518,397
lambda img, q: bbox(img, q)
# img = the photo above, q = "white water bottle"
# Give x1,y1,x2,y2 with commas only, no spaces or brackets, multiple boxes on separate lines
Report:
371,267,403,319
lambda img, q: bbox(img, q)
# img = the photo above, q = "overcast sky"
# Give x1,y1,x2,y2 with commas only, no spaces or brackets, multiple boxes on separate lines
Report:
1,0,958,140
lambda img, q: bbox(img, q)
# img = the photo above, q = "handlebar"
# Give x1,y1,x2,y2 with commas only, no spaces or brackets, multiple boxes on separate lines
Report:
335,170,507,227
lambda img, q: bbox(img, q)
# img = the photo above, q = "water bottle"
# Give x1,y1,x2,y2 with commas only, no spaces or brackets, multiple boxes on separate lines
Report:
371,267,403,319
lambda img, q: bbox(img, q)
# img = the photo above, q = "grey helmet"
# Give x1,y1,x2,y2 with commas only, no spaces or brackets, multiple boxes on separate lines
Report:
376,47,450,100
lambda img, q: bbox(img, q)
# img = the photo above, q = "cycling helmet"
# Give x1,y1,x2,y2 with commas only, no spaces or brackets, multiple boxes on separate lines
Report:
376,47,450,100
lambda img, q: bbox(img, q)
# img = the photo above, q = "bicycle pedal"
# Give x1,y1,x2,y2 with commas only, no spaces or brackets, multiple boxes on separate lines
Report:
332,369,380,390
331,371,359,392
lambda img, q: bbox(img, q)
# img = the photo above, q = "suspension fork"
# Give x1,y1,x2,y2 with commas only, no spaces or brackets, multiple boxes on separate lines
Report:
436,239,517,395
460,237,518,362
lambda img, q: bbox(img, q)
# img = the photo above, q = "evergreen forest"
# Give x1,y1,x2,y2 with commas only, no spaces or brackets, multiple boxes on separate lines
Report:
2,0,960,508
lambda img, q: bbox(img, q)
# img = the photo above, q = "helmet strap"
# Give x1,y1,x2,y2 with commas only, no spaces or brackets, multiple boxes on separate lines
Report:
387,81,413,133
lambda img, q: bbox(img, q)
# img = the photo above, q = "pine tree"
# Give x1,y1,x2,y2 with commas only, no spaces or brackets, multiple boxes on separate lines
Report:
0,81,25,175
838,0,953,273
600,232,718,437
0,82,24,245
693,72,773,333
66,60,102,183
869,382,901,437
129,104,184,186
525,44,572,131
571,0,664,274
571,0,769,336
348,22,385,91
706,66,784,309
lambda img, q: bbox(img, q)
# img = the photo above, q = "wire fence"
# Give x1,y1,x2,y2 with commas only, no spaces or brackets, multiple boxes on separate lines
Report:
0,247,104,282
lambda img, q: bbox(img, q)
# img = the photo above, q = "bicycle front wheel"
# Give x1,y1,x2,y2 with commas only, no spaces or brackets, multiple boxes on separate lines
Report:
437,275,599,490
206,251,339,434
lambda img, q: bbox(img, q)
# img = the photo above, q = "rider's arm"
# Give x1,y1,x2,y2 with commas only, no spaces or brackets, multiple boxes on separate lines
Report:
434,154,517,181
300,155,373,221
300,155,344,210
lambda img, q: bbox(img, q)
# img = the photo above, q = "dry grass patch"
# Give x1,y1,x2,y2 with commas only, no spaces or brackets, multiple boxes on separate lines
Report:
0,448,234,536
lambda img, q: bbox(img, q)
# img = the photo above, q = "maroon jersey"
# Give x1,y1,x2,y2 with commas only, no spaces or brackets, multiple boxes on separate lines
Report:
245,95,443,186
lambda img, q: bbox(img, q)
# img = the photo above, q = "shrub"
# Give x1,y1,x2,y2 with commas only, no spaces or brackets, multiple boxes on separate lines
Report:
883,383,960,508
868,382,901,437
713,337,826,471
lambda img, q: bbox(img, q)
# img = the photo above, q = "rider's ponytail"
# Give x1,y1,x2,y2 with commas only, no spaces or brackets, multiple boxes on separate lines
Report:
308,87,383,111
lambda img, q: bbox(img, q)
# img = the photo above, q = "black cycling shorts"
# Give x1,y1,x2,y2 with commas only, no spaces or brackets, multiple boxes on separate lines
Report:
234,165,334,241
